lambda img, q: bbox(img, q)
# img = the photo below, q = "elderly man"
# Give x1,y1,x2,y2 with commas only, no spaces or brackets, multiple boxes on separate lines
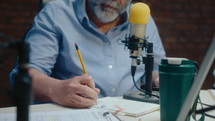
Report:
10,0,165,108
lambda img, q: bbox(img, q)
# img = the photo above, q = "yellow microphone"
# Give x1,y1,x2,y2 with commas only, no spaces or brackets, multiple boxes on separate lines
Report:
123,3,157,102
129,2,151,66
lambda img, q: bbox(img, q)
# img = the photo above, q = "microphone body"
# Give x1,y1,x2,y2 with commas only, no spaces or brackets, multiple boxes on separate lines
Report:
129,2,150,68
129,23,146,59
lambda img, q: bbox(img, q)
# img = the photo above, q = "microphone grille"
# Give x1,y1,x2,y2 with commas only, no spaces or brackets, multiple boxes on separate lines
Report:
129,2,150,24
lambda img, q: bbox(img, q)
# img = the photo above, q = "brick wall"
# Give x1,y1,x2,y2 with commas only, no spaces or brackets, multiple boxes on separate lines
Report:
0,0,214,107
0,0,39,107
147,0,215,89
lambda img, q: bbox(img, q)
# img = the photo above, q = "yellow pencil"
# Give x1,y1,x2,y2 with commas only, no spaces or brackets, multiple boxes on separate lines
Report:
74,43,88,74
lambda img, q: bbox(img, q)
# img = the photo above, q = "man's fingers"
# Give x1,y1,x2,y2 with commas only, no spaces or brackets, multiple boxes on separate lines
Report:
79,74,100,94
79,74,96,89
152,71,159,87
153,77,159,87
58,75,100,108
94,88,100,94
75,85,98,100
77,74,100,94
68,94,97,108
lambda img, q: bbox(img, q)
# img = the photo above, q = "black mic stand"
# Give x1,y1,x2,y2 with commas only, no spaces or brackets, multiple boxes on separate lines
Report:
0,33,32,121
13,41,32,121
122,36,159,104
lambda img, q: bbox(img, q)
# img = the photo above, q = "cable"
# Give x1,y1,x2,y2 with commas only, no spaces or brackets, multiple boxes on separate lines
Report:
189,95,215,120
132,75,159,98
205,113,215,119
200,102,214,107
188,96,205,121
196,101,215,119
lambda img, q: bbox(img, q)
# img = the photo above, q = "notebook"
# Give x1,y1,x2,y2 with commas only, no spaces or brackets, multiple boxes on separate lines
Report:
95,97,159,117
177,36,215,121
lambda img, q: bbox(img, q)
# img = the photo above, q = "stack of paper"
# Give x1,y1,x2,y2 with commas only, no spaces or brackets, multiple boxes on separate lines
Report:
95,97,160,117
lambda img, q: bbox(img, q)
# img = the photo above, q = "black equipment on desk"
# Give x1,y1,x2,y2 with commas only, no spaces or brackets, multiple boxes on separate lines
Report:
13,41,32,121
121,35,159,103
120,2,159,104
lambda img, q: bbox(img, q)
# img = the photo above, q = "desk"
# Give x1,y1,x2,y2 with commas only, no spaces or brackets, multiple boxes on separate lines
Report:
0,90,214,121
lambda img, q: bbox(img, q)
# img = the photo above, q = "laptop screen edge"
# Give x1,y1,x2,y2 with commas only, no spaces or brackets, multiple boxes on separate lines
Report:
177,36,215,121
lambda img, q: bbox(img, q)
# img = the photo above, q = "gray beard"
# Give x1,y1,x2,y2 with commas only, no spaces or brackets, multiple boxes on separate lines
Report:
89,0,130,23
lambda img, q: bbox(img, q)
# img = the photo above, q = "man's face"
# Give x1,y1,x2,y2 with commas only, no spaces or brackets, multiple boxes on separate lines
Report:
88,0,131,23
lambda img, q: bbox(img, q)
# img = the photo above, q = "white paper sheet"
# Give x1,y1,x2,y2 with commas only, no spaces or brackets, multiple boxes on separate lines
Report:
0,108,120,121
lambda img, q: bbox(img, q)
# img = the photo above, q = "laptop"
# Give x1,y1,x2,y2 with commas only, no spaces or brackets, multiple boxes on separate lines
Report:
177,36,215,121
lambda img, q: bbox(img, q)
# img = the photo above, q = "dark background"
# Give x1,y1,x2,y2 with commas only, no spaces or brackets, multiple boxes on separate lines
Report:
0,0,214,107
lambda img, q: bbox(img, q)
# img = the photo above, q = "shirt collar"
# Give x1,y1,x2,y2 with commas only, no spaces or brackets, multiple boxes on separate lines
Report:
73,0,88,24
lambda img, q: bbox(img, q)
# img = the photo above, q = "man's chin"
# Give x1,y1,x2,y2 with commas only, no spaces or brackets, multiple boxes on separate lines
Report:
96,14,119,23
99,18,117,23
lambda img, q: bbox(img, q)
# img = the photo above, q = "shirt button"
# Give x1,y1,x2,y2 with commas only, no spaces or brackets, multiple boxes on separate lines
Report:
106,42,111,45
108,65,113,69
112,88,116,92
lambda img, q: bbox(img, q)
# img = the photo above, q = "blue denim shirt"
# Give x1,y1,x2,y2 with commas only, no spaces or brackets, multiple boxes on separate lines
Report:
10,0,166,97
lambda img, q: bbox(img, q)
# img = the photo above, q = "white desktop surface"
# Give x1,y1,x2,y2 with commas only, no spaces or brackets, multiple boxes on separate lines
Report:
0,90,214,121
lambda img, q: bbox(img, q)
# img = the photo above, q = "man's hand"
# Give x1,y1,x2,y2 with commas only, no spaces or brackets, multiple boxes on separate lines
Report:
30,68,100,108
152,71,159,87
50,74,100,108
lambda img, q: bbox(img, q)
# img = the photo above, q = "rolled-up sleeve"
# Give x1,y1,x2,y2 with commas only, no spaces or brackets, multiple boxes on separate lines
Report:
9,3,61,85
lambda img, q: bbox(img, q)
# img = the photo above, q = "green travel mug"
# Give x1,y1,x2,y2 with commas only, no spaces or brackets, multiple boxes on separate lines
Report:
159,58,198,121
